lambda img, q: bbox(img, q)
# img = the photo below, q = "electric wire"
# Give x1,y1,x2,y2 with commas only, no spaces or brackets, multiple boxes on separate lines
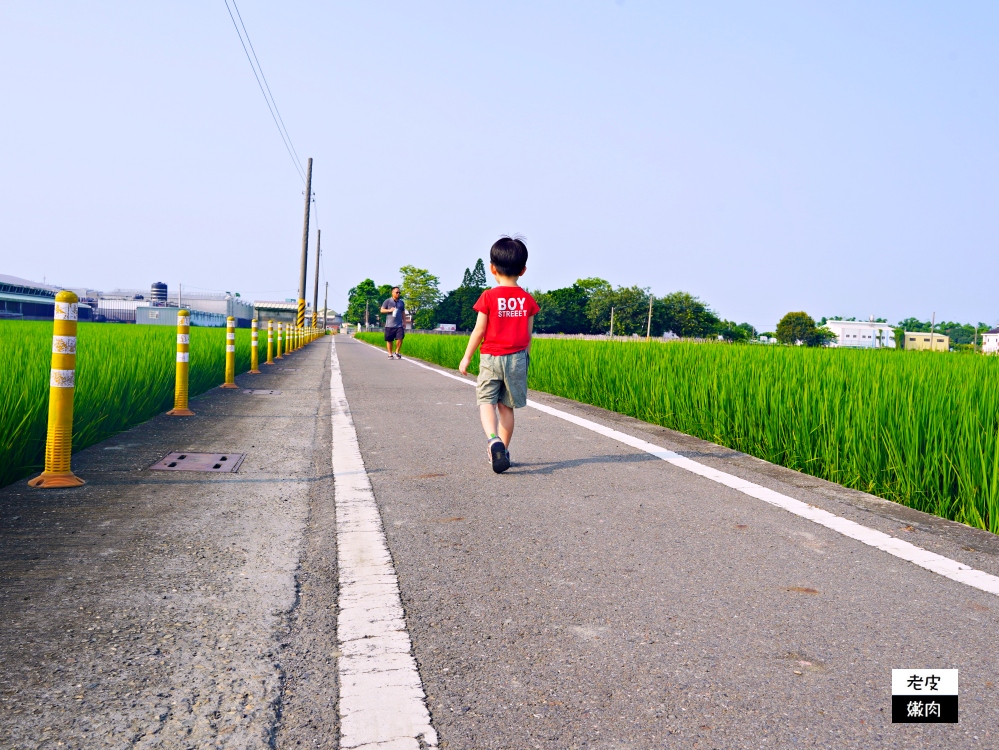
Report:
221,1,328,305
230,0,306,174
223,0,306,183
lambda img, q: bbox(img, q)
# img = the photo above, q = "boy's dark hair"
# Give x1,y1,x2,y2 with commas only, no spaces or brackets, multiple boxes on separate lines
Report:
490,236,528,277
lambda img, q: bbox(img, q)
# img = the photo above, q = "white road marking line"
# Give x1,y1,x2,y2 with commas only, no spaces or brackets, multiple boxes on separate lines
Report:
397,350,999,598
331,340,438,749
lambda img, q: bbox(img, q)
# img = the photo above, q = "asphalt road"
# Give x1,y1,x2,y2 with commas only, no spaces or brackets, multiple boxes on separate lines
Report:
2,333,998,749
337,335,999,749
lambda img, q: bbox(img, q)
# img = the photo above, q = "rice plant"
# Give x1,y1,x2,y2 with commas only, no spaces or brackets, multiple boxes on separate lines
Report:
0,321,254,488
356,332,999,533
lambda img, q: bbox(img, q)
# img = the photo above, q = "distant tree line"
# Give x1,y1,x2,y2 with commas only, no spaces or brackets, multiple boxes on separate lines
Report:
346,259,758,341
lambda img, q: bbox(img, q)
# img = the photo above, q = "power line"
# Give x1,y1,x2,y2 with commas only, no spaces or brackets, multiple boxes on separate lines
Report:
223,0,306,183
229,0,306,173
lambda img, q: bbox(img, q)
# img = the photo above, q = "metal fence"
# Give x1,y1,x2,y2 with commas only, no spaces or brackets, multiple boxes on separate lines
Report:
95,300,230,327
94,299,140,323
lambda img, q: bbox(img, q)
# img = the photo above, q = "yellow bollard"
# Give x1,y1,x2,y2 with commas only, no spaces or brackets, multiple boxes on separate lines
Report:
221,316,238,388
276,322,284,359
249,319,261,373
265,320,274,365
29,291,86,488
167,309,194,416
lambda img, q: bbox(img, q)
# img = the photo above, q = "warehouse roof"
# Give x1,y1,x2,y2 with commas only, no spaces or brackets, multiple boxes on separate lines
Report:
0,274,58,298
254,301,302,311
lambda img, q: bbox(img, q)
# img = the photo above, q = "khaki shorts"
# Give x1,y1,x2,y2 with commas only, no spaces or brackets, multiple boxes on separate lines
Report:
476,350,529,408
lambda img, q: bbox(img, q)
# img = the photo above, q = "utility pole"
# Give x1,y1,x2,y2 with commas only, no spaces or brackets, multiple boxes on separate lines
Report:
312,229,321,328
297,157,313,330
929,311,936,352
645,296,653,341
609,307,614,337
323,281,329,331
365,301,369,331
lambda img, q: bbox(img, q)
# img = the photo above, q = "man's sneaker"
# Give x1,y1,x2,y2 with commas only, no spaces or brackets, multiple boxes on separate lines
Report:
488,438,510,474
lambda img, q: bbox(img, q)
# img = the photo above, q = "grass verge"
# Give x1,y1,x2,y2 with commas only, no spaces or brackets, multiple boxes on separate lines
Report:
1,321,255,488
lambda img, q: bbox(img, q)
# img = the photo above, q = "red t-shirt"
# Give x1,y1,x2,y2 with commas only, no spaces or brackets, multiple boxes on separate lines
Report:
473,286,540,356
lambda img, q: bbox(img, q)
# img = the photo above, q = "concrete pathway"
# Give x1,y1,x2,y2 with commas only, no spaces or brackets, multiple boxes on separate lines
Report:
0,339,339,748
3,333,999,749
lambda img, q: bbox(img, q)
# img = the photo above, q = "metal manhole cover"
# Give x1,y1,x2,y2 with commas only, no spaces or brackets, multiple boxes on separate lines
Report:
149,452,246,473
242,389,282,395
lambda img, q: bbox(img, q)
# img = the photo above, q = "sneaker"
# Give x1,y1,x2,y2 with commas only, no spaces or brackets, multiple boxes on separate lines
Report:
395,353,403,359
488,438,510,474
388,354,394,359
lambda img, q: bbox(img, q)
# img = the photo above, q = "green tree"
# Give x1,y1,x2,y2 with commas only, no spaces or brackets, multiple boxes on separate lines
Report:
345,279,382,325
898,317,930,332
652,292,721,338
776,311,815,345
590,285,650,335
434,286,481,331
399,266,441,320
776,312,834,346
412,309,437,330
533,284,592,334
576,277,612,297
578,278,646,334
433,260,488,331
376,283,394,306
717,320,756,342
470,258,487,287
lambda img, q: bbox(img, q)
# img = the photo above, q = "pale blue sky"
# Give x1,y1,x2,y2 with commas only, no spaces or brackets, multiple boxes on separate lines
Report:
1,1,996,330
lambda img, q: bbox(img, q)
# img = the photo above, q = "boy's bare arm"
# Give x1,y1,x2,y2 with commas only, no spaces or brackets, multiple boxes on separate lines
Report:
527,316,534,353
459,312,489,376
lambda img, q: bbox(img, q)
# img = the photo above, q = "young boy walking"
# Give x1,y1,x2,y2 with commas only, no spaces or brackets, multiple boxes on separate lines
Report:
459,237,539,473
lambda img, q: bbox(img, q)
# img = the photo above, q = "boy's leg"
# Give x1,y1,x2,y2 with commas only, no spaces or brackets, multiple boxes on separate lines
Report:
478,404,499,440
496,403,514,447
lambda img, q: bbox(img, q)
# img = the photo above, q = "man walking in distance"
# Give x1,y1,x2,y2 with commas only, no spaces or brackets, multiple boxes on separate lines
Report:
381,286,406,359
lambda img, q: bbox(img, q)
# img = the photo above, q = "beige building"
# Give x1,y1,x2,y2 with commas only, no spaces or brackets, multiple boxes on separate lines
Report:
903,331,949,351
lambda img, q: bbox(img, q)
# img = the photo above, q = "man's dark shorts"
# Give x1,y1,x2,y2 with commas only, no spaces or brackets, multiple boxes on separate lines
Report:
384,326,405,342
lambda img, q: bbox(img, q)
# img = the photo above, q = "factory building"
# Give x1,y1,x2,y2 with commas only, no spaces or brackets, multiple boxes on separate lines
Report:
0,275,93,321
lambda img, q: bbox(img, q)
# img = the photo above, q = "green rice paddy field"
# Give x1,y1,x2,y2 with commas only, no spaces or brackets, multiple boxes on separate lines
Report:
357,332,999,533
0,321,256,488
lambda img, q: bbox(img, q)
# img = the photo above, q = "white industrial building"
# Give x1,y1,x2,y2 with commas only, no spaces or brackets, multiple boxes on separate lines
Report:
823,319,895,348
983,328,999,354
